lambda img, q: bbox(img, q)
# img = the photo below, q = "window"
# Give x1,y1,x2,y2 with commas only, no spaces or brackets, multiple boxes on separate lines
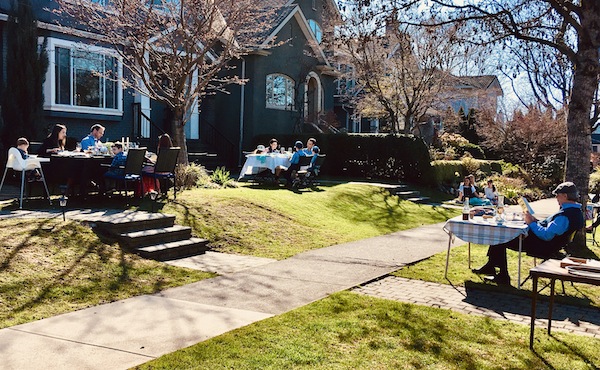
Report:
46,38,122,115
308,19,322,44
266,74,295,110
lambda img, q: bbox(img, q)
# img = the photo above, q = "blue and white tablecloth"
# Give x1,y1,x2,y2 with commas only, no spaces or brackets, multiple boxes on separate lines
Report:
444,215,529,245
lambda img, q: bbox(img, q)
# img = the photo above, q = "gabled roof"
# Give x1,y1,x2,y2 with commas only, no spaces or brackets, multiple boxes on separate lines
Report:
454,75,500,90
258,5,329,65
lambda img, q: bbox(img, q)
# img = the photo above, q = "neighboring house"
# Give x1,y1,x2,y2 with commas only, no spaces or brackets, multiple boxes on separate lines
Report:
206,0,340,164
0,0,341,167
444,75,503,115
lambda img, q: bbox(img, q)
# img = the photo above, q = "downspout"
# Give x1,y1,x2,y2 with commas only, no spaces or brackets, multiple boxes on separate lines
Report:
238,57,246,166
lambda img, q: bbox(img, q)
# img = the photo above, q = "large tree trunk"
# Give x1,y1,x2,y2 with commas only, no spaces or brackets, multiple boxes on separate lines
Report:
564,0,600,248
171,108,189,166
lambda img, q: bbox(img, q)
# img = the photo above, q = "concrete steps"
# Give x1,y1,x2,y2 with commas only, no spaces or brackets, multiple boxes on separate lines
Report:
93,212,208,261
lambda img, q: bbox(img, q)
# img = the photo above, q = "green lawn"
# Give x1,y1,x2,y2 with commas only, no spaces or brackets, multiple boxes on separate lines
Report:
135,291,600,370
163,183,458,259
0,218,214,329
393,240,600,308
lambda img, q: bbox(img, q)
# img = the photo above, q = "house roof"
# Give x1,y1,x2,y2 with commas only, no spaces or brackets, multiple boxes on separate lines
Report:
453,75,500,90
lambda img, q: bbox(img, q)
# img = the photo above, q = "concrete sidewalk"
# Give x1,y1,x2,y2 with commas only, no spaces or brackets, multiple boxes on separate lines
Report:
0,197,597,369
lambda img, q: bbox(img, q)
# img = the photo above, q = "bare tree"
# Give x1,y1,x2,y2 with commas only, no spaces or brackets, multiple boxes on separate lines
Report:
55,0,281,164
397,0,600,204
333,2,482,134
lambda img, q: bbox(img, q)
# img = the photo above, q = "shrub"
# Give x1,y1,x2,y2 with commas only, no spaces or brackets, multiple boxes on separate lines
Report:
488,174,543,204
210,167,238,188
175,163,210,189
590,169,600,193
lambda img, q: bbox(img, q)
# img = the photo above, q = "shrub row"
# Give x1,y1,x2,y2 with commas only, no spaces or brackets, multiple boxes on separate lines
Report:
252,133,434,185
432,158,503,186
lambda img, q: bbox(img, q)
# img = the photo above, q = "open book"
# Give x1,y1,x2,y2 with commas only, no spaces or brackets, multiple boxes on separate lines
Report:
518,197,535,215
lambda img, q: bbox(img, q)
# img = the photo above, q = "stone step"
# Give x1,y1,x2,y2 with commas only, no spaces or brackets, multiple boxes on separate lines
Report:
406,196,430,204
94,213,176,235
395,190,420,198
120,225,192,248
135,237,209,261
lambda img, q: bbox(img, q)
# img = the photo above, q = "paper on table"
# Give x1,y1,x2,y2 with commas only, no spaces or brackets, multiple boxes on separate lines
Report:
518,197,535,215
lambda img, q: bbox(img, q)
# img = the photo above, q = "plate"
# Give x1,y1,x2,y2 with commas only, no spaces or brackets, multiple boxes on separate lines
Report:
566,265,600,279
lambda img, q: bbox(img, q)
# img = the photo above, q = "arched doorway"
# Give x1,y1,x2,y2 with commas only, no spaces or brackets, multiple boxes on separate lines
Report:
304,72,322,125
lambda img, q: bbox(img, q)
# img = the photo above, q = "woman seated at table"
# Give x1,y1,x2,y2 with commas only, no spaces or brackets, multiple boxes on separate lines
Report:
265,138,279,153
142,133,173,193
38,124,67,157
484,179,499,204
458,176,477,202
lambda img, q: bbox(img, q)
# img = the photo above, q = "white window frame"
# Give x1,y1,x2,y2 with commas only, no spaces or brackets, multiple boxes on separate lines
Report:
308,19,322,44
44,37,123,116
266,73,295,111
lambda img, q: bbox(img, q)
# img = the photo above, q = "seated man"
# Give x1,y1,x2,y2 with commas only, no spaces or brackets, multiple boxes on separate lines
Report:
80,123,105,151
275,141,306,185
473,181,584,285
303,137,316,155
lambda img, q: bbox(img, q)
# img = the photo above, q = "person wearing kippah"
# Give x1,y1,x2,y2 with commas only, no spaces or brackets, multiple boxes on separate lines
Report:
472,181,584,285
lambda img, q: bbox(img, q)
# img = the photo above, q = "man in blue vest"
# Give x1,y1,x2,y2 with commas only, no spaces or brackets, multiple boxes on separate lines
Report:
80,123,105,151
473,181,584,285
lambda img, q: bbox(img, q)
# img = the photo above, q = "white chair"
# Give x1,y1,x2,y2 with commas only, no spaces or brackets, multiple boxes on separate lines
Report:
0,147,51,209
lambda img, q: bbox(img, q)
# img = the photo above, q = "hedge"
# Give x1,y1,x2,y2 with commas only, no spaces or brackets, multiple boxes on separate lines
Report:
431,158,504,186
252,133,435,185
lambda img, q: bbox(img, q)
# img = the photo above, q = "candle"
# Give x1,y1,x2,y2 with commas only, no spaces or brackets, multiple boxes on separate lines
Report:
121,137,124,145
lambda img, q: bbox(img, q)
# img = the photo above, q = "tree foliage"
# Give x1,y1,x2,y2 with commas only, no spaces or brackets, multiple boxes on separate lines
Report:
1,0,48,149
397,0,600,206
333,1,481,134
55,0,281,164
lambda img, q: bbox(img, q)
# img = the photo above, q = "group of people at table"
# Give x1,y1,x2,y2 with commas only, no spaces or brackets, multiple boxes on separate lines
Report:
249,137,320,186
457,174,500,206
456,179,585,286
16,122,173,196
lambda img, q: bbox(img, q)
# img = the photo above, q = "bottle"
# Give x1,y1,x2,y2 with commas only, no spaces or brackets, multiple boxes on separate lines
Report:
462,197,470,220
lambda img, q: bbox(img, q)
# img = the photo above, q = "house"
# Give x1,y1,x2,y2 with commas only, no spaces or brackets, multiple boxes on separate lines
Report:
445,75,503,115
205,0,341,165
0,0,341,167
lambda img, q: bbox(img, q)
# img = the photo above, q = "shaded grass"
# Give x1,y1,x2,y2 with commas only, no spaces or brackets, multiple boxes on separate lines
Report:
136,291,600,369
163,183,458,259
393,239,600,308
0,218,214,329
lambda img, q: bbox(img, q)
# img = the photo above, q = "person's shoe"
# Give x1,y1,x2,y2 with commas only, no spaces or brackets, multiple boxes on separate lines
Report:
586,226,593,234
484,274,511,285
472,263,495,275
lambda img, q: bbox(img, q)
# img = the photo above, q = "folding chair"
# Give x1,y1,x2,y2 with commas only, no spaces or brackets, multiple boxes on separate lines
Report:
104,148,147,198
142,147,180,199
293,154,326,189
0,148,51,209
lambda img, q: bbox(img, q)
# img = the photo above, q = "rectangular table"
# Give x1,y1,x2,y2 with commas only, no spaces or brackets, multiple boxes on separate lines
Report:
238,153,291,180
444,215,529,288
529,259,600,348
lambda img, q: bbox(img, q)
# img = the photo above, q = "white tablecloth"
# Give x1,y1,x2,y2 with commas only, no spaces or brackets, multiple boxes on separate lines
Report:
238,154,291,179
444,215,529,245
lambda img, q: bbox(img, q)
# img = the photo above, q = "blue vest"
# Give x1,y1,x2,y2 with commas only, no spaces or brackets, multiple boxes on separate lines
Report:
532,206,584,254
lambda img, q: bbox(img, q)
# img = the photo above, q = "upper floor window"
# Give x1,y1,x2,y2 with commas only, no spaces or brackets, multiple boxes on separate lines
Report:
266,74,295,110
45,38,123,115
308,19,322,44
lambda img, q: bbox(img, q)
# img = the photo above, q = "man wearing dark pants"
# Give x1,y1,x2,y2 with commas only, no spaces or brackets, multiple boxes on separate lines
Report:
473,181,584,285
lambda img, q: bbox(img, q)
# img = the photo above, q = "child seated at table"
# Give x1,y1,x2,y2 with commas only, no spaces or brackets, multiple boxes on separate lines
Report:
105,143,127,177
16,137,42,182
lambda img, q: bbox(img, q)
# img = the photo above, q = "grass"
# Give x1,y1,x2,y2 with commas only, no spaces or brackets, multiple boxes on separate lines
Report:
0,218,214,329
163,183,458,259
135,291,600,369
392,239,600,308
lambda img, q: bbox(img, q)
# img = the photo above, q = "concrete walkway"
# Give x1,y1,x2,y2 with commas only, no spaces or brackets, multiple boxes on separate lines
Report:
0,198,598,369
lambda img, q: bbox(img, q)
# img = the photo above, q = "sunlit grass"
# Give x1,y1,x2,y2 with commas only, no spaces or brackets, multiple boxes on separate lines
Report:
135,292,600,369
0,218,214,329
393,238,600,308
163,183,459,259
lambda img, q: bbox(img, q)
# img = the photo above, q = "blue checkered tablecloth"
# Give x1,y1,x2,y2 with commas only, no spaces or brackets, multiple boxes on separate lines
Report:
444,215,529,245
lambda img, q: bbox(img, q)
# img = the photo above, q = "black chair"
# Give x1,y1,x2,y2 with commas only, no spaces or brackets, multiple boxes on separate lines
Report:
293,154,326,189
104,147,147,198
142,147,180,199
